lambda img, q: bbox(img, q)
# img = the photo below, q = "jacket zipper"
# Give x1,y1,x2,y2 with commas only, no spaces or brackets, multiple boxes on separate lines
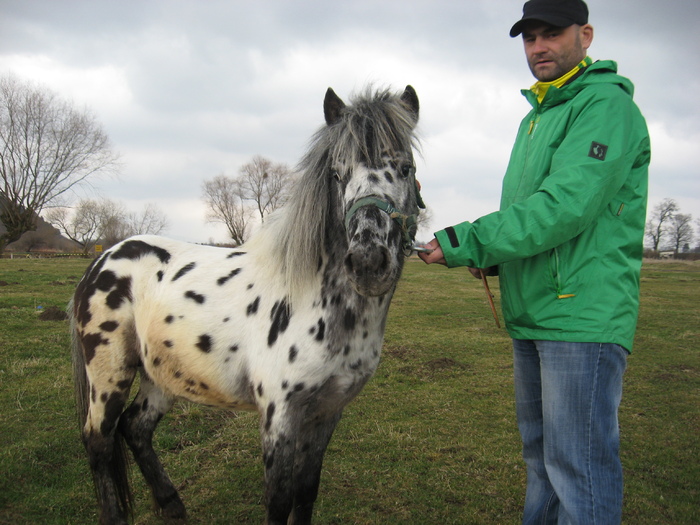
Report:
530,105,575,300
516,109,542,198
528,114,541,136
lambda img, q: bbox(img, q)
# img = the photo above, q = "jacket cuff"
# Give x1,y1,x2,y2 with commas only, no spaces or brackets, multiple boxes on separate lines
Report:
435,228,463,268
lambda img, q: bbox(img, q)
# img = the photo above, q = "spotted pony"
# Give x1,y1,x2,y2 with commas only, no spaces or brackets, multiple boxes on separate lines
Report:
70,85,423,524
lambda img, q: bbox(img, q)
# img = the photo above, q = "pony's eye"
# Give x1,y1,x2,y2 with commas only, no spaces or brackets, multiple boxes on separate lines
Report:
330,169,341,181
401,164,414,178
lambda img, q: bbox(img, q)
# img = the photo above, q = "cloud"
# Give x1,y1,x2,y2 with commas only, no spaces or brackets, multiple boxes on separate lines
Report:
0,0,698,245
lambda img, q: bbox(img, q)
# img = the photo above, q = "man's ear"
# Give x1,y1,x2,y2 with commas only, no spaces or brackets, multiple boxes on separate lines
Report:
580,24,594,50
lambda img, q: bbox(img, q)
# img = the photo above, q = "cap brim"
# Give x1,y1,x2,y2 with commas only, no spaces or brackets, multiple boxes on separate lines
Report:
509,15,575,37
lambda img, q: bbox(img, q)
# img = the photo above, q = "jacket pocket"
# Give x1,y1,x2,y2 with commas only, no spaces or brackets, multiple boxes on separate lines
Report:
549,248,576,299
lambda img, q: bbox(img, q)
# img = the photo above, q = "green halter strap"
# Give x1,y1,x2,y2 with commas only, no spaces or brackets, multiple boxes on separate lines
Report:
344,197,418,252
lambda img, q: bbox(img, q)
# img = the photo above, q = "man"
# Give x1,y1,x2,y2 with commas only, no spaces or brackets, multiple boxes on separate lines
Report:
419,0,650,523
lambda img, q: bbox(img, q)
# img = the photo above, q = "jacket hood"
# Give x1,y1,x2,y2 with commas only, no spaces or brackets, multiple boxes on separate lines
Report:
523,60,635,107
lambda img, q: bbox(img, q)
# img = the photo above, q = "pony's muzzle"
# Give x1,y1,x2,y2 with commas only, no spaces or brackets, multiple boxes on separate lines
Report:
344,245,393,296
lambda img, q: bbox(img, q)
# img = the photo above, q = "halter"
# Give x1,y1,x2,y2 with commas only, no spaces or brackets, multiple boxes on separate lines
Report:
344,181,425,253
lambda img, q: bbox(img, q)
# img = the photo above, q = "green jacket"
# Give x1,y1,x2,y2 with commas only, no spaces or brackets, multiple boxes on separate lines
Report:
436,60,650,351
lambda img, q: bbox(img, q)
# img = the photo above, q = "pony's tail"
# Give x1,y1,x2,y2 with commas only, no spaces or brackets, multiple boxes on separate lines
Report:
69,298,133,520
69,298,90,427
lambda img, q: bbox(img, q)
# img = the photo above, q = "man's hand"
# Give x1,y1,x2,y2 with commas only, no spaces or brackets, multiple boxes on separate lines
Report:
417,238,447,265
468,266,497,279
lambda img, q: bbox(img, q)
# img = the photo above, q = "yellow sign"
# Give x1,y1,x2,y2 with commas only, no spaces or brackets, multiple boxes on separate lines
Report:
95,245,103,252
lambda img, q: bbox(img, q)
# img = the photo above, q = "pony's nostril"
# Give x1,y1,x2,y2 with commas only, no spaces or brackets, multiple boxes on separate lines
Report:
379,247,389,272
344,253,355,274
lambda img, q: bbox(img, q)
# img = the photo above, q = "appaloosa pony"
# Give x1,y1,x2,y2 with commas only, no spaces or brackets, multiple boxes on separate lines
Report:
70,85,423,524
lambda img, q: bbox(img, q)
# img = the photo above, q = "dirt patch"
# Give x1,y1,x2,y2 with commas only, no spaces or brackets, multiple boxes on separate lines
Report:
38,306,68,321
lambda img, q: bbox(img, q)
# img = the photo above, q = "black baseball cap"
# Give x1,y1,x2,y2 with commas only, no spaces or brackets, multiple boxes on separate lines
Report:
510,0,589,37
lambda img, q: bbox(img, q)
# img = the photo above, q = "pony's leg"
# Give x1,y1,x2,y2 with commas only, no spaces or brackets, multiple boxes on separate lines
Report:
82,367,137,525
289,412,342,525
118,371,186,520
261,406,300,525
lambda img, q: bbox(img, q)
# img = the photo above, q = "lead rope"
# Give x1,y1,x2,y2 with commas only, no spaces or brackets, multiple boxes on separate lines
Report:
479,269,501,328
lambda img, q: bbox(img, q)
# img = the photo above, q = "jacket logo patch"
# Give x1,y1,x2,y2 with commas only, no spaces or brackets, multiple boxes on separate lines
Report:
588,141,608,161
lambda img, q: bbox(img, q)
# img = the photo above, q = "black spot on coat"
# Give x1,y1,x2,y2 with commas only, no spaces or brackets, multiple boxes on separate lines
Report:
74,255,108,325
247,296,260,316
82,332,109,365
100,321,119,332
111,240,171,264
268,299,291,346
100,391,126,436
106,277,132,310
217,268,242,286
172,262,196,281
289,345,298,363
184,291,205,304
196,334,212,352
315,318,326,342
95,270,117,292
265,402,276,431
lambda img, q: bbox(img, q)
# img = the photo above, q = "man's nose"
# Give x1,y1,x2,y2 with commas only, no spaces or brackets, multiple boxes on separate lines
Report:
531,37,549,54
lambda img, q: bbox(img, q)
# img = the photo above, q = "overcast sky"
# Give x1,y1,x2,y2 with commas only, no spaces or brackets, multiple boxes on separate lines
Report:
1,0,698,244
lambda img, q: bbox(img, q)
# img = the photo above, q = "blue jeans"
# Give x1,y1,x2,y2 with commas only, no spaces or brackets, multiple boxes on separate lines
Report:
512,340,628,525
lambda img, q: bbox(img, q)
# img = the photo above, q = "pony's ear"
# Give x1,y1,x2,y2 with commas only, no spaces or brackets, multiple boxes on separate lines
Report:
400,85,419,124
324,88,345,126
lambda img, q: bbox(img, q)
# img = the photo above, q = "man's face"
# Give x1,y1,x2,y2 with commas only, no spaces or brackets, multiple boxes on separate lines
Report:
522,22,592,82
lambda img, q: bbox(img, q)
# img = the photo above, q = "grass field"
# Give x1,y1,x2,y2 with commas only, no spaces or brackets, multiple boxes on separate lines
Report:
0,256,698,524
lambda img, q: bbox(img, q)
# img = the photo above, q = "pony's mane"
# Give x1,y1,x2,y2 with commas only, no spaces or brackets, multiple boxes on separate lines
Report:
247,86,420,304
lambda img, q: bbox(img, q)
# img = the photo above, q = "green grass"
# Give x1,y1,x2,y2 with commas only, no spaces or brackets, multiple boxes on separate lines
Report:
0,257,698,524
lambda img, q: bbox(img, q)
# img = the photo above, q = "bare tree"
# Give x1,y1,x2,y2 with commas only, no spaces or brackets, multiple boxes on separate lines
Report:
45,200,102,254
48,198,169,253
238,155,293,221
98,200,169,247
417,206,433,233
666,213,694,254
0,74,118,255
126,202,169,236
202,174,252,245
91,199,127,248
645,198,678,252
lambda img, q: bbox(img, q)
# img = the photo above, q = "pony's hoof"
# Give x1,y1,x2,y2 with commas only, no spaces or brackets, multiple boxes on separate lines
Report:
155,492,187,521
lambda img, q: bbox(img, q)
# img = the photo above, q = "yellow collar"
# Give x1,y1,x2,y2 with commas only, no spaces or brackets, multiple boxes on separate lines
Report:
531,56,592,103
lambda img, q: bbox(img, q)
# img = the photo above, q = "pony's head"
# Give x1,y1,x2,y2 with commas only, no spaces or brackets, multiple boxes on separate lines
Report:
324,85,422,296
263,85,423,302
